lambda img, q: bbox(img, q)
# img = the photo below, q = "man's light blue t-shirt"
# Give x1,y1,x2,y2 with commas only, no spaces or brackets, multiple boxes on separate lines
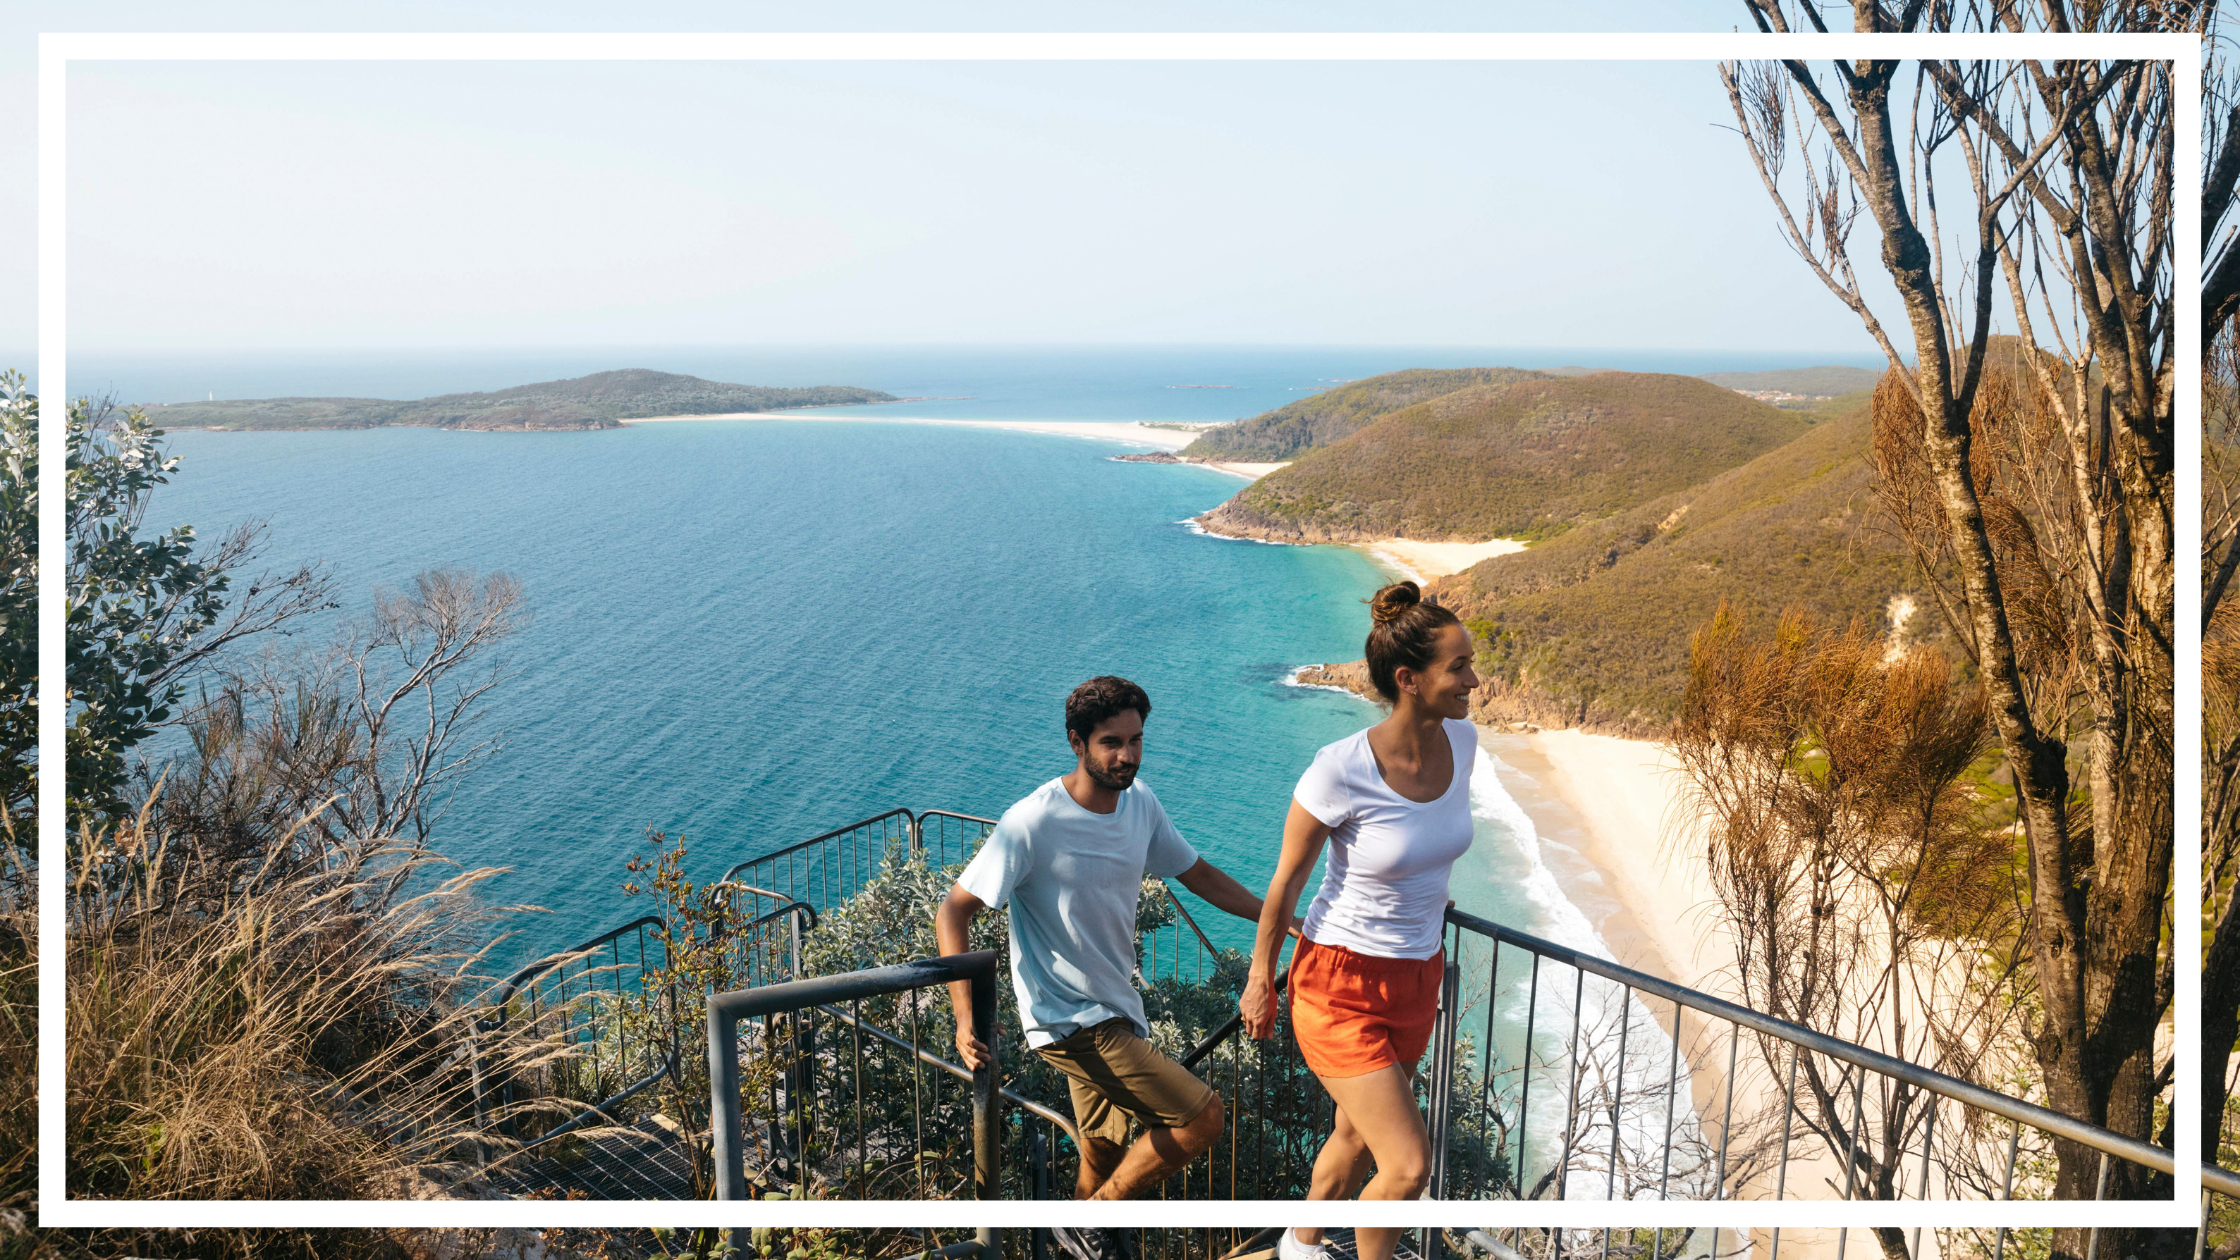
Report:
956,777,1199,1048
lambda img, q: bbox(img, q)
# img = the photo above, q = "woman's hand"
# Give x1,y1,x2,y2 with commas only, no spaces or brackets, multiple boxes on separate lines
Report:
955,1021,994,1071
1239,971,1278,1040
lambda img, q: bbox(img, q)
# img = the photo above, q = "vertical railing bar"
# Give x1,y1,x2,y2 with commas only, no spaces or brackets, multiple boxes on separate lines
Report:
611,936,627,1094
1774,1041,1800,1202
794,1005,810,1195
1610,985,1630,1204
1999,1117,2020,1200
1557,965,1585,1201
1841,1066,1864,1202
852,996,865,1197
1714,1017,1738,1201
1657,998,1682,1200
1911,1095,1936,1260
911,986,925,1199
1519,951,1541,1198
1481,935,1499,1196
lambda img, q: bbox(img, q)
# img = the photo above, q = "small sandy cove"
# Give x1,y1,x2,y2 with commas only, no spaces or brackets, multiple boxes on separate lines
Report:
1360,537,1528,582
618,411,1287,481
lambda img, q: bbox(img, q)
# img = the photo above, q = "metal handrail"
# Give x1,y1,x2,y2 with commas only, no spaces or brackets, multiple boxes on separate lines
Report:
706,949,1005,1205
814,1001,1082,1144
720,807,918,886
491,914,668,1003
475,913,675,1150
479,892,817,1166
1178,969,1287,1072
1440,906,2177,1180
915,808,997,835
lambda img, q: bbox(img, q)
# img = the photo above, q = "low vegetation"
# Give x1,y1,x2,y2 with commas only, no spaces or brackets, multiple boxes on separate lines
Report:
1430,389,1924,733
1179,366,1544,461
142,369,897,432
1199,371,1810,545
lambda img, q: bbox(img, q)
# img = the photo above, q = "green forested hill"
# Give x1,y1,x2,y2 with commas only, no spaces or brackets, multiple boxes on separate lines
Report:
145,369,898,432
1196,372,1811,543
1179,367,1545,461
1429,392,1933,734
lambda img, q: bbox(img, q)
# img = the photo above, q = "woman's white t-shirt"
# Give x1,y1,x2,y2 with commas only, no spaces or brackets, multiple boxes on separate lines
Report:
1293,717,1477,960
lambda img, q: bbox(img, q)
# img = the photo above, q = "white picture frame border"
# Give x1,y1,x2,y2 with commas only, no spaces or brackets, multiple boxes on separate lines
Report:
35,27,2204,1233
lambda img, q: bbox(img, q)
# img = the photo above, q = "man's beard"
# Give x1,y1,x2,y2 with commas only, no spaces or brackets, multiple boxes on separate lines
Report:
1085,759,1137,792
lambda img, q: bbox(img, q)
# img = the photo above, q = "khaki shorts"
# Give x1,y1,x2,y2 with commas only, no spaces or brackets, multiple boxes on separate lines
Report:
1034,1017,1216,1147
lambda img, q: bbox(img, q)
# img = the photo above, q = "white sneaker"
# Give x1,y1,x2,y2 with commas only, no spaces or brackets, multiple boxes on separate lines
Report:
1277,1229,1332,1260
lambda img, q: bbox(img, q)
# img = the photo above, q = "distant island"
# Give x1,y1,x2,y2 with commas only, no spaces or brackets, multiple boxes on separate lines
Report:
141,368,900,432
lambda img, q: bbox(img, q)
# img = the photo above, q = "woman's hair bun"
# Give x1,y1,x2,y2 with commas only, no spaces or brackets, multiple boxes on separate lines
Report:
1369,581,1422,626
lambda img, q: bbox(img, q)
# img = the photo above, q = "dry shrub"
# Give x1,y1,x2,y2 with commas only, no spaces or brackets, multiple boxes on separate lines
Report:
0,781,599,1260
1675,602,2034,1206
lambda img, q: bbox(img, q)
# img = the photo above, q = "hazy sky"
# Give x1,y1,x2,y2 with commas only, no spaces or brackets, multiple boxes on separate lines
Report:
6,3,1914,356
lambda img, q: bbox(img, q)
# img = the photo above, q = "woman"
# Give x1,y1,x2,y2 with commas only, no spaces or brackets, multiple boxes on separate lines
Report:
1240,580,1480,1260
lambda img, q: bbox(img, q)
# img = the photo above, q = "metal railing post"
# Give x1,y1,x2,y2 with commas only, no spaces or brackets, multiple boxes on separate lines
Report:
971,960,1002,1199
1428,953,1460,1198
466,1018,492,1167
708,1001,749,1202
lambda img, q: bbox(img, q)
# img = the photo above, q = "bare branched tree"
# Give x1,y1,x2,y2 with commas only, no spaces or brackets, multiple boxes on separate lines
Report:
1675,605,2033,1259
1506,988,1781,1208
1719,10,2180,1245
151,568,528,898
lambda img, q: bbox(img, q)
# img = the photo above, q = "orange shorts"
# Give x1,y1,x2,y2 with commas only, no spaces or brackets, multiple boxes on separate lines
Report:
1286,935,1444,1079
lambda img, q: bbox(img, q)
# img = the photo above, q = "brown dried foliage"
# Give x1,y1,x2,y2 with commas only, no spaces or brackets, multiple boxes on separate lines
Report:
1675,603,2031,1209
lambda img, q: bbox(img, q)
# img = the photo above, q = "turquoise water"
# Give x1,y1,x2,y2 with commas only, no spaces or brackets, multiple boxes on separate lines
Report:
153,417,1394,964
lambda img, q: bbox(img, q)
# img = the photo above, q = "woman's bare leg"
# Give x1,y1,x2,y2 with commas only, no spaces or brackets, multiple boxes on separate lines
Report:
1292,1107,1373,1245
1293,1064,1420,1255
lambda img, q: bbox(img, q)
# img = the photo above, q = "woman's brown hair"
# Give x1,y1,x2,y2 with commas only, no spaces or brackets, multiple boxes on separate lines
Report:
1364,580,1462,704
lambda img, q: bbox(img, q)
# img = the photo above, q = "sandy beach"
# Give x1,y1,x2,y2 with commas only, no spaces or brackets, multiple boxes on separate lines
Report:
1503,728,1730,999
616,411,1288,480
1360,537,1528,583
1491,726,1844,1228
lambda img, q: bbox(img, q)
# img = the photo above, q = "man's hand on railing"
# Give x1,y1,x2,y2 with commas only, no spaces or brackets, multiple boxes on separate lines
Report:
955,1020,995,1072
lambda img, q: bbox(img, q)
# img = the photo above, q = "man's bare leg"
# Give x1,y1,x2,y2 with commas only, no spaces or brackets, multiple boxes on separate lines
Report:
1075,1135,1125,1200
1075,1094,1225,1201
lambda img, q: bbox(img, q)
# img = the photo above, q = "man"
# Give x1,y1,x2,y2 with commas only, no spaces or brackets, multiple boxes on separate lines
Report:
936,676,1266,1259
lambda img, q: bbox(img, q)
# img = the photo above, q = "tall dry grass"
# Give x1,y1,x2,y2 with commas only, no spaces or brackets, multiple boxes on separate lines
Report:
0,783,600,1260
66,792,511,1201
